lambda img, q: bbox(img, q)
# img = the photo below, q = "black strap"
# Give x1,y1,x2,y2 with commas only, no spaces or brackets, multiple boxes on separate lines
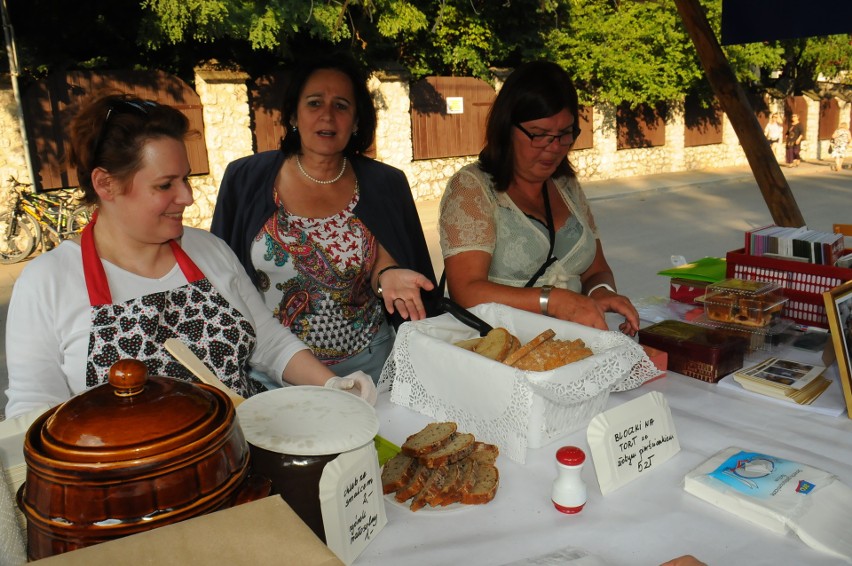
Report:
438,182,556,297
524,182,557,288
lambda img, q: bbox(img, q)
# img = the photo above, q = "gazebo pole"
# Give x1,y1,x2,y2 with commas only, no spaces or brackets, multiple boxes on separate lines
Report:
674,0,805,228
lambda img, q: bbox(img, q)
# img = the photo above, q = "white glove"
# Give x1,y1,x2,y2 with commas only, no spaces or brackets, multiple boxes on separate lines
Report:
324,371,378,406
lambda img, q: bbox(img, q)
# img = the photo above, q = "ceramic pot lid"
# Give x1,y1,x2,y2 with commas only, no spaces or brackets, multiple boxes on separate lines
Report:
39,359,225,463
237,386,379,456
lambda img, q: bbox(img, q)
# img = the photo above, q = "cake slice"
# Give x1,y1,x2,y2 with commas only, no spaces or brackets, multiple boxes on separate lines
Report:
381,453,417,495
419,432,475,469
504,329,556,367
401,422,457,457
460,464,499,505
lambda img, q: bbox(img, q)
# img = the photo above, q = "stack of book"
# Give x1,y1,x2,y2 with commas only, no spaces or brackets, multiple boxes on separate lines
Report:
744,225,846,266
733,357,830,405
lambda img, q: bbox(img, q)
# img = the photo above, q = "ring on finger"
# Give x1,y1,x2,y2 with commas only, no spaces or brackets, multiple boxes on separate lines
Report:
393,297,405,303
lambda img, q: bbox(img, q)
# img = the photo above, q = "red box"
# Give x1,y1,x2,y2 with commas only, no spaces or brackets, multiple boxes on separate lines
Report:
669,278,710,305
638,320,748,383
726,248,852,328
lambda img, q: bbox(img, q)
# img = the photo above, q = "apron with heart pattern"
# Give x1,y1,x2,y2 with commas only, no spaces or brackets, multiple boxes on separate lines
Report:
81,218,257,397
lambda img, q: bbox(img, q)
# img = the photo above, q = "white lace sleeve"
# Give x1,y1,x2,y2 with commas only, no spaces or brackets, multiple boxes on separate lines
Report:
438,167,497,259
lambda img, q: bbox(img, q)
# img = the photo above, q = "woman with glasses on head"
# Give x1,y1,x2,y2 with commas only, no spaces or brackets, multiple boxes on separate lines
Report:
439,61,639,335
4,93,376,419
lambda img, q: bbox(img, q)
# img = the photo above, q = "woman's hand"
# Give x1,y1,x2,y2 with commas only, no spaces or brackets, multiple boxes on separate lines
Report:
547,288,609,330
377,268,435,321
588,286,640,336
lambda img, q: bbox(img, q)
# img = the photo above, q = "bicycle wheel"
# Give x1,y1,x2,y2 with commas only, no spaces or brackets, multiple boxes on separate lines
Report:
67,206,92,234
0,211,38,264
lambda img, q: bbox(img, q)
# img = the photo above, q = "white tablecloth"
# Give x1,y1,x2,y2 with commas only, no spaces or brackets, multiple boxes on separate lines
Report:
359,346,852,566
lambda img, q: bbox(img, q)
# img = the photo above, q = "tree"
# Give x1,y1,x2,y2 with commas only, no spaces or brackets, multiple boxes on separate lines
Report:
4,0,850,107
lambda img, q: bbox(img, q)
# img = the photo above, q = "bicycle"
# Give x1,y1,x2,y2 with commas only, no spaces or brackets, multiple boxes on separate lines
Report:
0,177,92,264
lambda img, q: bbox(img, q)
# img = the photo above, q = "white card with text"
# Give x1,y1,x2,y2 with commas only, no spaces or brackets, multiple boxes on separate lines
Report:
319,443,387,565
586,391,680,495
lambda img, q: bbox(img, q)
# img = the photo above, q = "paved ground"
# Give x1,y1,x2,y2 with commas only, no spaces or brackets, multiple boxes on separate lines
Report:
1,159,849,417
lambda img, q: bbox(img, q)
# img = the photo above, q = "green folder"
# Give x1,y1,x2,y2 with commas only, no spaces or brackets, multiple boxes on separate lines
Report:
657,257,727,283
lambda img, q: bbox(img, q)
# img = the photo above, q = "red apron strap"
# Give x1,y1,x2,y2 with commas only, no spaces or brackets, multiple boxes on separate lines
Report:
82,210,206,306
81,211,112,306
169,239,205,283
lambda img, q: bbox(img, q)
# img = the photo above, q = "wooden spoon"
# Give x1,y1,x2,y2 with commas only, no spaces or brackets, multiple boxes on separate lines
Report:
164,338,245,406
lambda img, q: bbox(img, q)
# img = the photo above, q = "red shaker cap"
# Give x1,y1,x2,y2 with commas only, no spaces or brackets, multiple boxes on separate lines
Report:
556,445,586,466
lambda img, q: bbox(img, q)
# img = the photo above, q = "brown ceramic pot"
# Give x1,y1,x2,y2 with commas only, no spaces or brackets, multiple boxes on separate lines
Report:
18,359,269,560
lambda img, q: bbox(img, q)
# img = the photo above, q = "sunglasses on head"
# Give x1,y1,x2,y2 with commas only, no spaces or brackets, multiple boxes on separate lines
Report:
92,99,159,163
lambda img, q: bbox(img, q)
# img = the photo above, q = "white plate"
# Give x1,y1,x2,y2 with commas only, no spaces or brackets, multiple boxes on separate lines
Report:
383,493,472,514
237,385,379,455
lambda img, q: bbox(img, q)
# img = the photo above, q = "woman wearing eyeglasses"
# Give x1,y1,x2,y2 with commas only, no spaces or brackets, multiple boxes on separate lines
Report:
439,61,638,334
4,93,376,419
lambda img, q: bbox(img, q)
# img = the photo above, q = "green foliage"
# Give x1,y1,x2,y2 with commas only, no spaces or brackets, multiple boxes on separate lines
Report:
4,0,851,106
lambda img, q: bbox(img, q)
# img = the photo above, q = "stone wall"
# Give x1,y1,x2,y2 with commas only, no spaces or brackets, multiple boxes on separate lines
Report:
0,71,848,229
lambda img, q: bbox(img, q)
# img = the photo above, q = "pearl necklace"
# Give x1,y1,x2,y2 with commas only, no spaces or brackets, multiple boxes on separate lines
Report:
296,155,347,185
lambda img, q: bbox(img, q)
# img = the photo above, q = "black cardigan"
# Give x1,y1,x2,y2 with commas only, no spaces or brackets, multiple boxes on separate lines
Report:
210,151,440,325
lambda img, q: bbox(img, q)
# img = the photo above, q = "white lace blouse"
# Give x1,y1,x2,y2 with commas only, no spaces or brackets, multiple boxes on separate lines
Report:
439,163,599,292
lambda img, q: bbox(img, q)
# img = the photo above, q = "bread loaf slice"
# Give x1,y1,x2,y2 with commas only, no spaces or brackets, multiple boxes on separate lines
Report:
419,432,475,469
381,453,417,495
410,466,448,511
460,464,499,505
503,329,556,367
435,461,467,506
467,442,500,466
401,422,457,457
473,327,514,361
454,337,484,351
395,464,431,503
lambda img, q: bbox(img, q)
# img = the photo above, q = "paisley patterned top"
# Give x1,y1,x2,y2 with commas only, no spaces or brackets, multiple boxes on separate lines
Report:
251,184,383,365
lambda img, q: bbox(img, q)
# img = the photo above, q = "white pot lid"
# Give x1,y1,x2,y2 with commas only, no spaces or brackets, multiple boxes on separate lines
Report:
236,386,379,456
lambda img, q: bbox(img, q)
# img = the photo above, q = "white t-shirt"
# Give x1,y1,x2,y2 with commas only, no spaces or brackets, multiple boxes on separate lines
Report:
4,228,308,419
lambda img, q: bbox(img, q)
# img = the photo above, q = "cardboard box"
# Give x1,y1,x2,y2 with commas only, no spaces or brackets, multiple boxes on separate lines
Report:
638,320,747,383
31,496,343,565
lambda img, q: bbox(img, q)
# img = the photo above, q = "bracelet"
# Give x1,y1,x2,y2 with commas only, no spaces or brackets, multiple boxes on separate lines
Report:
587,283,616,296
375,265,401,297
539,285,554,316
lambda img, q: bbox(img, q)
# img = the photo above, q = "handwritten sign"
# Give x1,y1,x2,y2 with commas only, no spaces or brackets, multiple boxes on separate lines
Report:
586,391,680,495
318,444,387,565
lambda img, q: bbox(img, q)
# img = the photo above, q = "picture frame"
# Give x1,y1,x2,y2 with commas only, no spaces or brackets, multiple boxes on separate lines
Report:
823,280,852,419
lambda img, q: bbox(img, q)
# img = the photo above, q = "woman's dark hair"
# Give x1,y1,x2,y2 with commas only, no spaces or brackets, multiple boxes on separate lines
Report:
279,53,376,157
68,93,190,205
479,61,580,191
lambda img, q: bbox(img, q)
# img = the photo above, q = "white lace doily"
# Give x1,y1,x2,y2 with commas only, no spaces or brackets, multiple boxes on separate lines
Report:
379,304,658,463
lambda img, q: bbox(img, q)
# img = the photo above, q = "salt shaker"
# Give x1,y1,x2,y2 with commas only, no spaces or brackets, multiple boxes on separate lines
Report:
551,446,587,514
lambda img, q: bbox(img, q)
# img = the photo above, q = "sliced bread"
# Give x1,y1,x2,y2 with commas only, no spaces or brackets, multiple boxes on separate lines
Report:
401,421,457,456
460,464,499,505
467,442,500,466
454,337,484,351
419,432,476,468
410,466,448,511
381,453,417,495
395,464,431,503
504,328,556,367
473,327,514,361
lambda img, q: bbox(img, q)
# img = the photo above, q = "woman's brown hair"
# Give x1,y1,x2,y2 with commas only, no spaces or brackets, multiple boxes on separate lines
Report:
68,93,190,205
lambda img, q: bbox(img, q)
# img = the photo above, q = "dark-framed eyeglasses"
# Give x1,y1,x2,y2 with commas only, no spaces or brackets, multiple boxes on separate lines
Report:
92,99,159,163
515,123,580,148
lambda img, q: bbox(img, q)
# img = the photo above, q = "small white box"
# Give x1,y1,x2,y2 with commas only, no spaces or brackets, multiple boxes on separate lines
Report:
379,304,649,463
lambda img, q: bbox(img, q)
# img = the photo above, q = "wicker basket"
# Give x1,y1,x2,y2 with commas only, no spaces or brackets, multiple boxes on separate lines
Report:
378,304,652,464
726,248,852,328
